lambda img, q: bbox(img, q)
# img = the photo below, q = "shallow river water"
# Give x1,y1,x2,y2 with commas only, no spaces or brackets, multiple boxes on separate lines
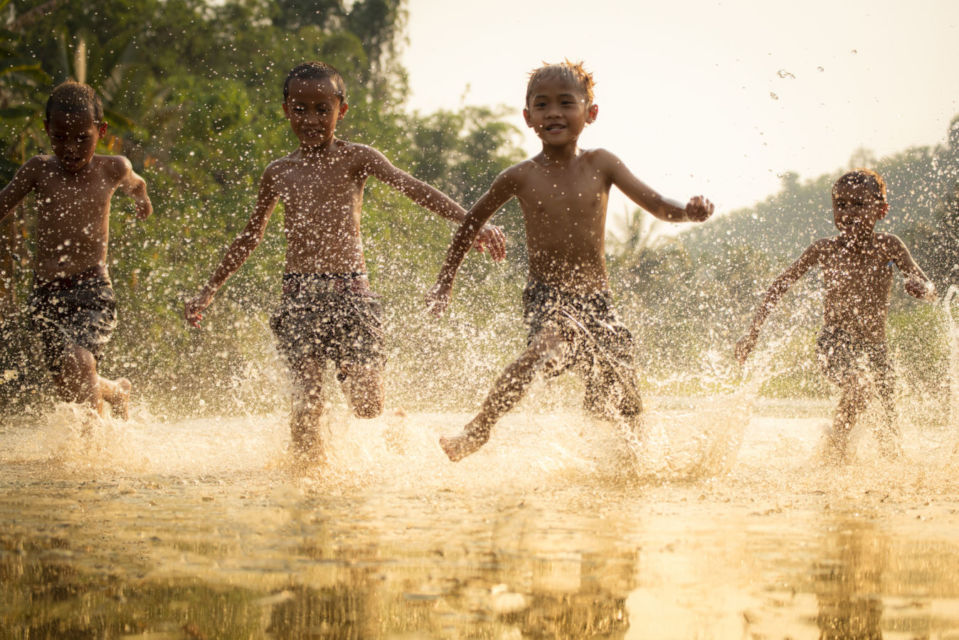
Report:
1,392,958,639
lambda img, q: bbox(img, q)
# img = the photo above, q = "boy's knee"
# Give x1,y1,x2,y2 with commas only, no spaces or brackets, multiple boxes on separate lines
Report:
351,388,384,418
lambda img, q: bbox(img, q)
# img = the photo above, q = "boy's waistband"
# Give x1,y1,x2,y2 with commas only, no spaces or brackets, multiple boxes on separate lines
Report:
35,266,110,292
282,272,372,295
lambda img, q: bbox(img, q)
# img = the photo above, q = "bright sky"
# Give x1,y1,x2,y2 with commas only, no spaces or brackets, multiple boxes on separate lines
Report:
401,0,959,221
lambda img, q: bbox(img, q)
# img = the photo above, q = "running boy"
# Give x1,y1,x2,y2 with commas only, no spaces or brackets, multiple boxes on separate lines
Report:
184,62,504,457
736,169,936,462
0,81,152,419
426,61,713,461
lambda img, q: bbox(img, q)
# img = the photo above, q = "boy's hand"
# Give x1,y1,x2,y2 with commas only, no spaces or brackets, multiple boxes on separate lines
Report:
905,276,936,301
686,196,714,222
426,282,452,317
136,196,153,220
184,290,213,328
473,224,506,261
734,335,755,366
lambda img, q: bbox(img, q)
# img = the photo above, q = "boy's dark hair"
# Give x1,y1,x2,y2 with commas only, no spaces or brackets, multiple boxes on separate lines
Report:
526,60,595,106
833,168,887,202
45,81,104,123
283,61,347,102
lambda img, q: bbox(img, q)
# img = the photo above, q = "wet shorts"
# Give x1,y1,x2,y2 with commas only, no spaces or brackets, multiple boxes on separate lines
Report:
816,325,892,389
28,270,117,373
523,280,641,416
269,273,385,373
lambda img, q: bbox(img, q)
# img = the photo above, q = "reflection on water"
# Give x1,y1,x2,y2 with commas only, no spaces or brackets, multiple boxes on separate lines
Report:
1,396,959,638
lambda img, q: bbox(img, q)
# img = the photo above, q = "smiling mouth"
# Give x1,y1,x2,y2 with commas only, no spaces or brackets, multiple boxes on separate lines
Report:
545,124,565,132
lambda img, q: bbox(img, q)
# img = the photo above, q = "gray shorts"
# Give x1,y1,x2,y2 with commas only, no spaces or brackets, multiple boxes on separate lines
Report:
28,271,117,372
270,273,385,374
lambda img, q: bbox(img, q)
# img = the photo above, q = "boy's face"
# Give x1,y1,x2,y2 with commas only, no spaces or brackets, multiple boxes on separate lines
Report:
523,76,597,147
832,181,888,238
283,77,348,148
44,108,106,173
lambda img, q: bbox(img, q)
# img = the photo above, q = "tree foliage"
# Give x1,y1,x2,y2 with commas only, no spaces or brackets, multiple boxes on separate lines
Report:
0,0,524,413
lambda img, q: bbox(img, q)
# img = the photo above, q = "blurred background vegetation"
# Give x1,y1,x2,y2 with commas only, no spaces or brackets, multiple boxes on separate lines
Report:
1,0,958,419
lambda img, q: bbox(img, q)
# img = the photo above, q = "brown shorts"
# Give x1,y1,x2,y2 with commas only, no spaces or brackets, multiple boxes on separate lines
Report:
28,271,117,373
816,326,893,398
523,280,641,416
269,273,385,374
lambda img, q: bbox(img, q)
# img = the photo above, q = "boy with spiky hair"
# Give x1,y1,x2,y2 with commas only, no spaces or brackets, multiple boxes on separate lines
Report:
427,61,713,461
736,169,936,462
185,61,505,459
0,81,153,419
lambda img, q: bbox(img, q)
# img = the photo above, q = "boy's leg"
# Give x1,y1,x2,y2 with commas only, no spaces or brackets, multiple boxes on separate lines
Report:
440,327,565,462
56,343,103,414
100,377,132,420
831,374,868,462
873,366,901,458
339,363,384,419
289,358,327,457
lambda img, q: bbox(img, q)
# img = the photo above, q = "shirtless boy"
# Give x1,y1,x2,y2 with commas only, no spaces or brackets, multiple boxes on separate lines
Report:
0,81,153,419
736,169,936,462
426,61,714,461
184,61,504,458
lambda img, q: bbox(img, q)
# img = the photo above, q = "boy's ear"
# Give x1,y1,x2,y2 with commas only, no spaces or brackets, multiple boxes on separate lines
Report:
97,121,108,137
586,103,598,123
282,101,291,119
523,108,532,127
338,100,348,119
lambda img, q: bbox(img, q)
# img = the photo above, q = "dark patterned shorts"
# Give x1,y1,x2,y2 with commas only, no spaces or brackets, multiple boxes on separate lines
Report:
522,280,641,416
269,273,385,373
816,325,892,389
28,272,117,372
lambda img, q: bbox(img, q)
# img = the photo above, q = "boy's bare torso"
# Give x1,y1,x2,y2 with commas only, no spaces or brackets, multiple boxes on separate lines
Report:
24,154,129,282
266,141,373,275
509,150,611,294
815,234,896,342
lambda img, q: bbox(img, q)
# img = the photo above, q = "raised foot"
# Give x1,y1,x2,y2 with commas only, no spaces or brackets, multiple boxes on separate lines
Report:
112,378,132,420
439,430,489,462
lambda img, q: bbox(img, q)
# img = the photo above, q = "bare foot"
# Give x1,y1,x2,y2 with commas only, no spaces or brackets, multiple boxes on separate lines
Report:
439,429,489,462
112,378,132,420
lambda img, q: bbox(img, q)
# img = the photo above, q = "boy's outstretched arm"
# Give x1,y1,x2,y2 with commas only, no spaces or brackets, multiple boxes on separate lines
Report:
115,157,152,220
735,244,821,364
184,168,280,327
361,147,506,261
602,150,714,222
884,234,937,301
0,158,41,224
426,171,516,317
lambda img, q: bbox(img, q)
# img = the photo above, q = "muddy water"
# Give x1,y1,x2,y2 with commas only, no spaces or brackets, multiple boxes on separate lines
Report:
1,393,958,639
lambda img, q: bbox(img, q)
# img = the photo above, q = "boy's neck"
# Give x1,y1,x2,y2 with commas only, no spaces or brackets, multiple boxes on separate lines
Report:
538,142,581,166
298,137,338,158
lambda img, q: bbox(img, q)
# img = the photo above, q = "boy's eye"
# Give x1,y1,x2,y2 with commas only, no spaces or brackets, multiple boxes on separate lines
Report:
836,198,872,209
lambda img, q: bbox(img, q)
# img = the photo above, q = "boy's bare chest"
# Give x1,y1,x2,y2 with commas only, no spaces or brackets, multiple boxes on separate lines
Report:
35,170,116,224
821,247,893,290
275,161,363,206
519,168,606,220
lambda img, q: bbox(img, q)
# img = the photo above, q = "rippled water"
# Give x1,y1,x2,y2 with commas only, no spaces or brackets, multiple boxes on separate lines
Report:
2,389,958,639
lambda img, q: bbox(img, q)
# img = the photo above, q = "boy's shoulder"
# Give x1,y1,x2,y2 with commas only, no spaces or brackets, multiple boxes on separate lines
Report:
94,154,133,180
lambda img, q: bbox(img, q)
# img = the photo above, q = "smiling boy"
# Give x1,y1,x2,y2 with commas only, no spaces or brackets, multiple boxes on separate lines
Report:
736,169,936,462
427,61,713,461
0,81,152,419
184,61,505,459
